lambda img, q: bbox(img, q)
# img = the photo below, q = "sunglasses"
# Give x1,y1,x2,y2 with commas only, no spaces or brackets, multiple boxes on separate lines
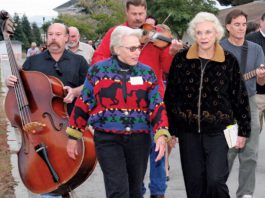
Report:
120,45,141,52
53,62,62,76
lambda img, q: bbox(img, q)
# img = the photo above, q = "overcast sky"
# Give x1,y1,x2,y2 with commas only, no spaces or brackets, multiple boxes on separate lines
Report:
3,0,227,16
1,0,227,24
1,0,69,17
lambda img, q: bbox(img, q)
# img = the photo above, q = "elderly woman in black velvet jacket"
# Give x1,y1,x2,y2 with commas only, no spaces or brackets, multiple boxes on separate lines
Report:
164,12,251,198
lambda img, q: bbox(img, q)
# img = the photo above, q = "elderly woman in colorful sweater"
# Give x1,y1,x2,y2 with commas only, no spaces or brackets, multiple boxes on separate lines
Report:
65,26,171,198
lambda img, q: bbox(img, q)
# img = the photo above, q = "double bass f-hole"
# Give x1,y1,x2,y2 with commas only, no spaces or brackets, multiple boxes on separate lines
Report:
43,112,64,131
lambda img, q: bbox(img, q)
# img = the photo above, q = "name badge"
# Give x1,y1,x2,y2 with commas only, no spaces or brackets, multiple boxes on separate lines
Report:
130,76,143,85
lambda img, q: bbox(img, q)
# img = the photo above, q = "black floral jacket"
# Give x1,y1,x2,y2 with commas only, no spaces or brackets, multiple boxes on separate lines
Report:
164,43,251,137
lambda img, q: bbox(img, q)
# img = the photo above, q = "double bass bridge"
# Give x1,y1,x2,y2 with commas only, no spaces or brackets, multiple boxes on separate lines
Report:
23,122,46,133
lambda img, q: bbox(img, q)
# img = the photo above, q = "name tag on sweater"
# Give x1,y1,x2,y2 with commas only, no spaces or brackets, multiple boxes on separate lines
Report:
130,76,143,85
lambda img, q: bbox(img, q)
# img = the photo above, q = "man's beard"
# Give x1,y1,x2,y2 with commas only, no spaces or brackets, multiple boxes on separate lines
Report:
67,41,78,48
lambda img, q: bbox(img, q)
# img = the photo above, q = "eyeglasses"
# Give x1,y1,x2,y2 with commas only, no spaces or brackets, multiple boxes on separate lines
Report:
54,62,62,76
120,46,141,52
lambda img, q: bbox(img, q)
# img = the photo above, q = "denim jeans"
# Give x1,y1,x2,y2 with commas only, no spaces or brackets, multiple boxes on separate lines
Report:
142,133,167,196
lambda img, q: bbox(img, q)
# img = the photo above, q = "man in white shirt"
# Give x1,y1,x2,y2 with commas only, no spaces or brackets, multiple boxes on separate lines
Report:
27,42,40,57
67,26,94,64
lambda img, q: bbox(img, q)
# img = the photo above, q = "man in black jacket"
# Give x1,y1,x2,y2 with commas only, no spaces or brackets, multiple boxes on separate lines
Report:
246,12,265,131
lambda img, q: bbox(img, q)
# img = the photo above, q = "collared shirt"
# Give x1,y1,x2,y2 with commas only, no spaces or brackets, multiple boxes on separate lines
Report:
68,41,94,64
260,29,265,37
23,49,89,114
221,39,265,97
26,47,40,57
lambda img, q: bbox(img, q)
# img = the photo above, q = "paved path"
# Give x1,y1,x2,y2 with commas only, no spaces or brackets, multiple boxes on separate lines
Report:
1,59,265,198
8,128,265,198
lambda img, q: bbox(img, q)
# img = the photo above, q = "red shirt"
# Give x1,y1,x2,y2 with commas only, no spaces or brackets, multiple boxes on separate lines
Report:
91,22,173,96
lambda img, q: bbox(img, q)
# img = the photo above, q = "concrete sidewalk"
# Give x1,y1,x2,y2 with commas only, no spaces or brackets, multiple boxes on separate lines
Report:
7,126,265,198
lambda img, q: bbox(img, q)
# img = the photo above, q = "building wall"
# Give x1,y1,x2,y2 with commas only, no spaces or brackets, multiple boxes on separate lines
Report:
0,40,22,62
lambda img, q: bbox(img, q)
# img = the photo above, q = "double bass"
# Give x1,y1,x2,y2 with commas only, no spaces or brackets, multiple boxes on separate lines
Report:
1,11,96,195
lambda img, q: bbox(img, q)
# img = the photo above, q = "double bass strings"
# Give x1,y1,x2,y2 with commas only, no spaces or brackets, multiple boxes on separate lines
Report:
5,36,32,127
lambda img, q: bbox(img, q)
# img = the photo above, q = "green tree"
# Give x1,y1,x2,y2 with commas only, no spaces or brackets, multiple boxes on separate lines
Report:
41,20,52,44
80,0,124,36
56,14,95,40
146,0,218,37
12,13,27,50
21,14,32,49
57,0,124,41
217,0,253,6
31,22,42,45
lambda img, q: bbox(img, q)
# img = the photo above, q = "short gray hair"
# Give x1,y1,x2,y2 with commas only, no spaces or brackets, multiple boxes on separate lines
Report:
110,26,142,54
187,12,224,42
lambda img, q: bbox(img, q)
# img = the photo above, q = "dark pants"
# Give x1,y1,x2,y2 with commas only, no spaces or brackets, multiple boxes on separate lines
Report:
94,131,151,198
178,132,230,198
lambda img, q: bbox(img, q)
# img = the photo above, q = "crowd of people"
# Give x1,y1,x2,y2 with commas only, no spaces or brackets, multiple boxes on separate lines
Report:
1,0,265,198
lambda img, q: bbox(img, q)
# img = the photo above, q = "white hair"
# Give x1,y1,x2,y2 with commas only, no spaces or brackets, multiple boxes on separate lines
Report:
110,26,142,54
187,12,224,42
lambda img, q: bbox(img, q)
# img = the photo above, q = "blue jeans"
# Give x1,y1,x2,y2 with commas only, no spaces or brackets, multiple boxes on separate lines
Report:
142,133,167,195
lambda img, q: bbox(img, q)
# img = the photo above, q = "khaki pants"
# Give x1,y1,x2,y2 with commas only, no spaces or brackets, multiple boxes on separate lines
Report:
255,94,265,131
228,96,261,197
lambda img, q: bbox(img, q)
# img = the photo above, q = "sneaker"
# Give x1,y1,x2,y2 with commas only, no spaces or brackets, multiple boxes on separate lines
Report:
242,195,253,198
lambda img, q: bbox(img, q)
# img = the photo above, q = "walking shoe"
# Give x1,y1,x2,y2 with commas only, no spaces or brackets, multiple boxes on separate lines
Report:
242,195,253,198
150,195,165,198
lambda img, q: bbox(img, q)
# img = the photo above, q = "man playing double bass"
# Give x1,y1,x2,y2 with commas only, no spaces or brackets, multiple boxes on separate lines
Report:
6,23,88,115
5,23,89,198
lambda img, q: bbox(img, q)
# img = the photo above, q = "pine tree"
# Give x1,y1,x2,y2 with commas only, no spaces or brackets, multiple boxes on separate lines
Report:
12,13,28,50
31,22,42,46
21,14,32,49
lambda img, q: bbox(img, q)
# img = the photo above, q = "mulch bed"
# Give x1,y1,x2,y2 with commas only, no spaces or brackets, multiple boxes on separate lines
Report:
0,82,16,197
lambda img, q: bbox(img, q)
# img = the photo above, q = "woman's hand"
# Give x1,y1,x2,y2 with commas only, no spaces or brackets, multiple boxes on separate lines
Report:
155,135,167,161
66,139,79,160
235,136,247,149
